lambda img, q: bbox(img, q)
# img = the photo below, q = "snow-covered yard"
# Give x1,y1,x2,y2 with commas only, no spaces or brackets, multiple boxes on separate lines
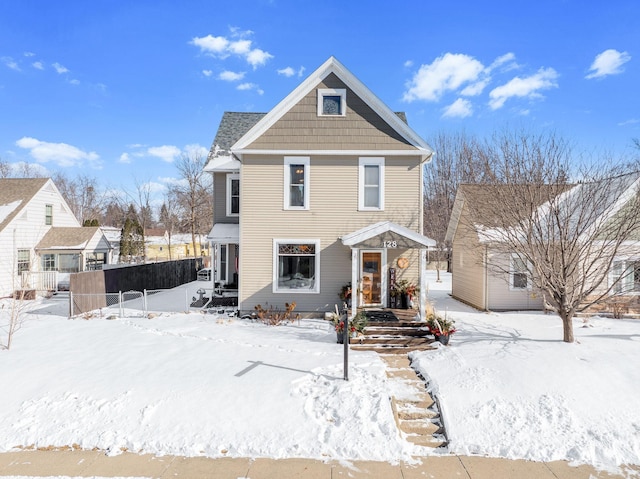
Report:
1,273,638,475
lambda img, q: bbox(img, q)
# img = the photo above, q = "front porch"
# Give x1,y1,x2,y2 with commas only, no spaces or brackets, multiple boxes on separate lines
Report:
342,307,437,353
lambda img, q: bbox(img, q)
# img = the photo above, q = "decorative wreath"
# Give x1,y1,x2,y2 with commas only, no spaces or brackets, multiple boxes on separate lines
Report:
397,257,409,269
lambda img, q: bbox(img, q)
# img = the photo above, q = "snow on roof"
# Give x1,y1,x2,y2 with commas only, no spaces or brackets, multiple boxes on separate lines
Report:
0,200,22,225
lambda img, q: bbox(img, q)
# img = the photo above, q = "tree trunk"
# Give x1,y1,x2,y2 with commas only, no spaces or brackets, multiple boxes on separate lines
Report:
560,311,575,343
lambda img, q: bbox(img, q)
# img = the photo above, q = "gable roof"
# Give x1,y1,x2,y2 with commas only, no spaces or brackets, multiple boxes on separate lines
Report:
0,178,50,233
445,175,640,244
341,221,435,249
230,56,434,161
35,226,107,250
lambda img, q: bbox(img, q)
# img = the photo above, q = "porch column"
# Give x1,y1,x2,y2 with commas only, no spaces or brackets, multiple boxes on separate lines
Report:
419,248,427,321
350,248,358,318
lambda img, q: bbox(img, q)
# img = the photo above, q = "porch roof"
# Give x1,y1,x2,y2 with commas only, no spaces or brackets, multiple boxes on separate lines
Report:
340,221,436,249
207,223,239,243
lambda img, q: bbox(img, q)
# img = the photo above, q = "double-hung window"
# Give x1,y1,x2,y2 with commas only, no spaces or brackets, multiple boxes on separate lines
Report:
45,204,53,225
359,157,385,210
226,174,240,216
274,239,319,293
42,254,56,272
17,249,30,275
610,259,640,294
510,254,531,290
284,157,309,210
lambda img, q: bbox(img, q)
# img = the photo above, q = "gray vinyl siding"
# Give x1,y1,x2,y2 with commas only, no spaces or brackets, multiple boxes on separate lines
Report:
213,172,239,224
238,154,422,313
246,74,415,151
486,252,544,311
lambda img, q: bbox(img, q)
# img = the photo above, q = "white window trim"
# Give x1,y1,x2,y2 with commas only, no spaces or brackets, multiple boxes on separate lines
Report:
509,254,532,291
226,173,240,217
273,238,320,294
284,157,310,210
610,257,640,295
317,88,346,117
358,157,385,211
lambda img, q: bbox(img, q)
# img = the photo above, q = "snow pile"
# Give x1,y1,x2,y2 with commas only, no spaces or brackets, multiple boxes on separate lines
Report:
1,275,639,474
413,272,640,473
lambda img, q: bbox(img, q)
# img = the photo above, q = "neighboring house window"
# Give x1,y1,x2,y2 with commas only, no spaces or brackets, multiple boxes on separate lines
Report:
510,255,530,290
610,259,640,294
17,249,30,275
226,174,240,216
45,204,53,225
274,240,319,293
59,254,80,273
317,88,346,116
86,252,106,271
42,254,56,271
284,157,310,210
358,157,385,210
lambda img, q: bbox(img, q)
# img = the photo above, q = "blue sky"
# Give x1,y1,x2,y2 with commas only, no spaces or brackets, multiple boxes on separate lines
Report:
0,0,638,200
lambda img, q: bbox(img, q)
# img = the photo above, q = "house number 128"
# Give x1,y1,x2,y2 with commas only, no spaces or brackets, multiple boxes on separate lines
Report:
383,241,397,248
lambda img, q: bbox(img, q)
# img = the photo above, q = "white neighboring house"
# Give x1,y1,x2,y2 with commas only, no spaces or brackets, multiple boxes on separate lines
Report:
0,178,113,296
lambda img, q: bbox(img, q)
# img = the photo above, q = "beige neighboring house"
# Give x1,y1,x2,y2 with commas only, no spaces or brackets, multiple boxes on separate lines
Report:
0,178,112,296
204,56,436,317
445,184,546,311
446,175,640,312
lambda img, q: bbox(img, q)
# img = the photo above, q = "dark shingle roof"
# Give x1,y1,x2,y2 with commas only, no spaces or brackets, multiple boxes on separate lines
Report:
209,112,267,157
0,178,49,233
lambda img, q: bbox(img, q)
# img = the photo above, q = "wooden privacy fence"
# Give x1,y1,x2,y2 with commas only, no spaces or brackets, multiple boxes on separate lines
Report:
69,258,203,316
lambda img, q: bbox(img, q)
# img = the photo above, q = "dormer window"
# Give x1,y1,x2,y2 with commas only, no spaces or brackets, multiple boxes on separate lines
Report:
317,88,346,117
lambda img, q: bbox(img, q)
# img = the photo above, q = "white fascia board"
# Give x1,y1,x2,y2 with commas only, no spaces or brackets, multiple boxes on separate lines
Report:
230,56,434,159
233,149,429,157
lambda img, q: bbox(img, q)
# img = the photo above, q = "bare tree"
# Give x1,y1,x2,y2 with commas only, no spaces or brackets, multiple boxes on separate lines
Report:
424,131,494,275
158,192,180,261
119,179,156,262
52,173,107,225
461,130,640,342
170,152,213,257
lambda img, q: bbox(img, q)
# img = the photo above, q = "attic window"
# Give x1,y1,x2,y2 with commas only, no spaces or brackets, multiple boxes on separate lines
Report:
317,88,346,116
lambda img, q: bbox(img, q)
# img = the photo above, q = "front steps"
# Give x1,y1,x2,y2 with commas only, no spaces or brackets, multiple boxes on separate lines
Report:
350,320,435,353
381,354,448,450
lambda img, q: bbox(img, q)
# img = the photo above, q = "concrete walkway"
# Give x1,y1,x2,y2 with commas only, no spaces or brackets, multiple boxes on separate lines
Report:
0,450,636,478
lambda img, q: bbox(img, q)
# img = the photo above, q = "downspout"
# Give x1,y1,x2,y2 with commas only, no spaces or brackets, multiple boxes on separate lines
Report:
484,245,489,310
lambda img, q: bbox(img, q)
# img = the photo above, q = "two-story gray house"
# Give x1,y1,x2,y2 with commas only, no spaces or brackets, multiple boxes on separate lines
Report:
204,57,435,317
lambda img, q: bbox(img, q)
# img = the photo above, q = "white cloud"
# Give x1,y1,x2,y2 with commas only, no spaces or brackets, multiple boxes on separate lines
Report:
16,137,100,168
2,56,20,71
184,143,208,158
219,70,245,81
442,98,473,118
246,48,273,69
119,152,131,164
278,66,305,78
586,49,631,79
32,61,44,70
147,145,181,163
277,66,295,77
460,78,490,96
489,67,559,110
403,53,485,102
52,62,69,74
190,29,273,69
237,82,264,95
23,52,35,57
489,52,517,71
404,60,414,68
202,69,213,77
618,118,639,126
70,79,80,86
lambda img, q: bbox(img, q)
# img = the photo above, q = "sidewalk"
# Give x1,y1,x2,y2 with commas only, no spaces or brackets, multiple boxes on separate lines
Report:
0,450,635,478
